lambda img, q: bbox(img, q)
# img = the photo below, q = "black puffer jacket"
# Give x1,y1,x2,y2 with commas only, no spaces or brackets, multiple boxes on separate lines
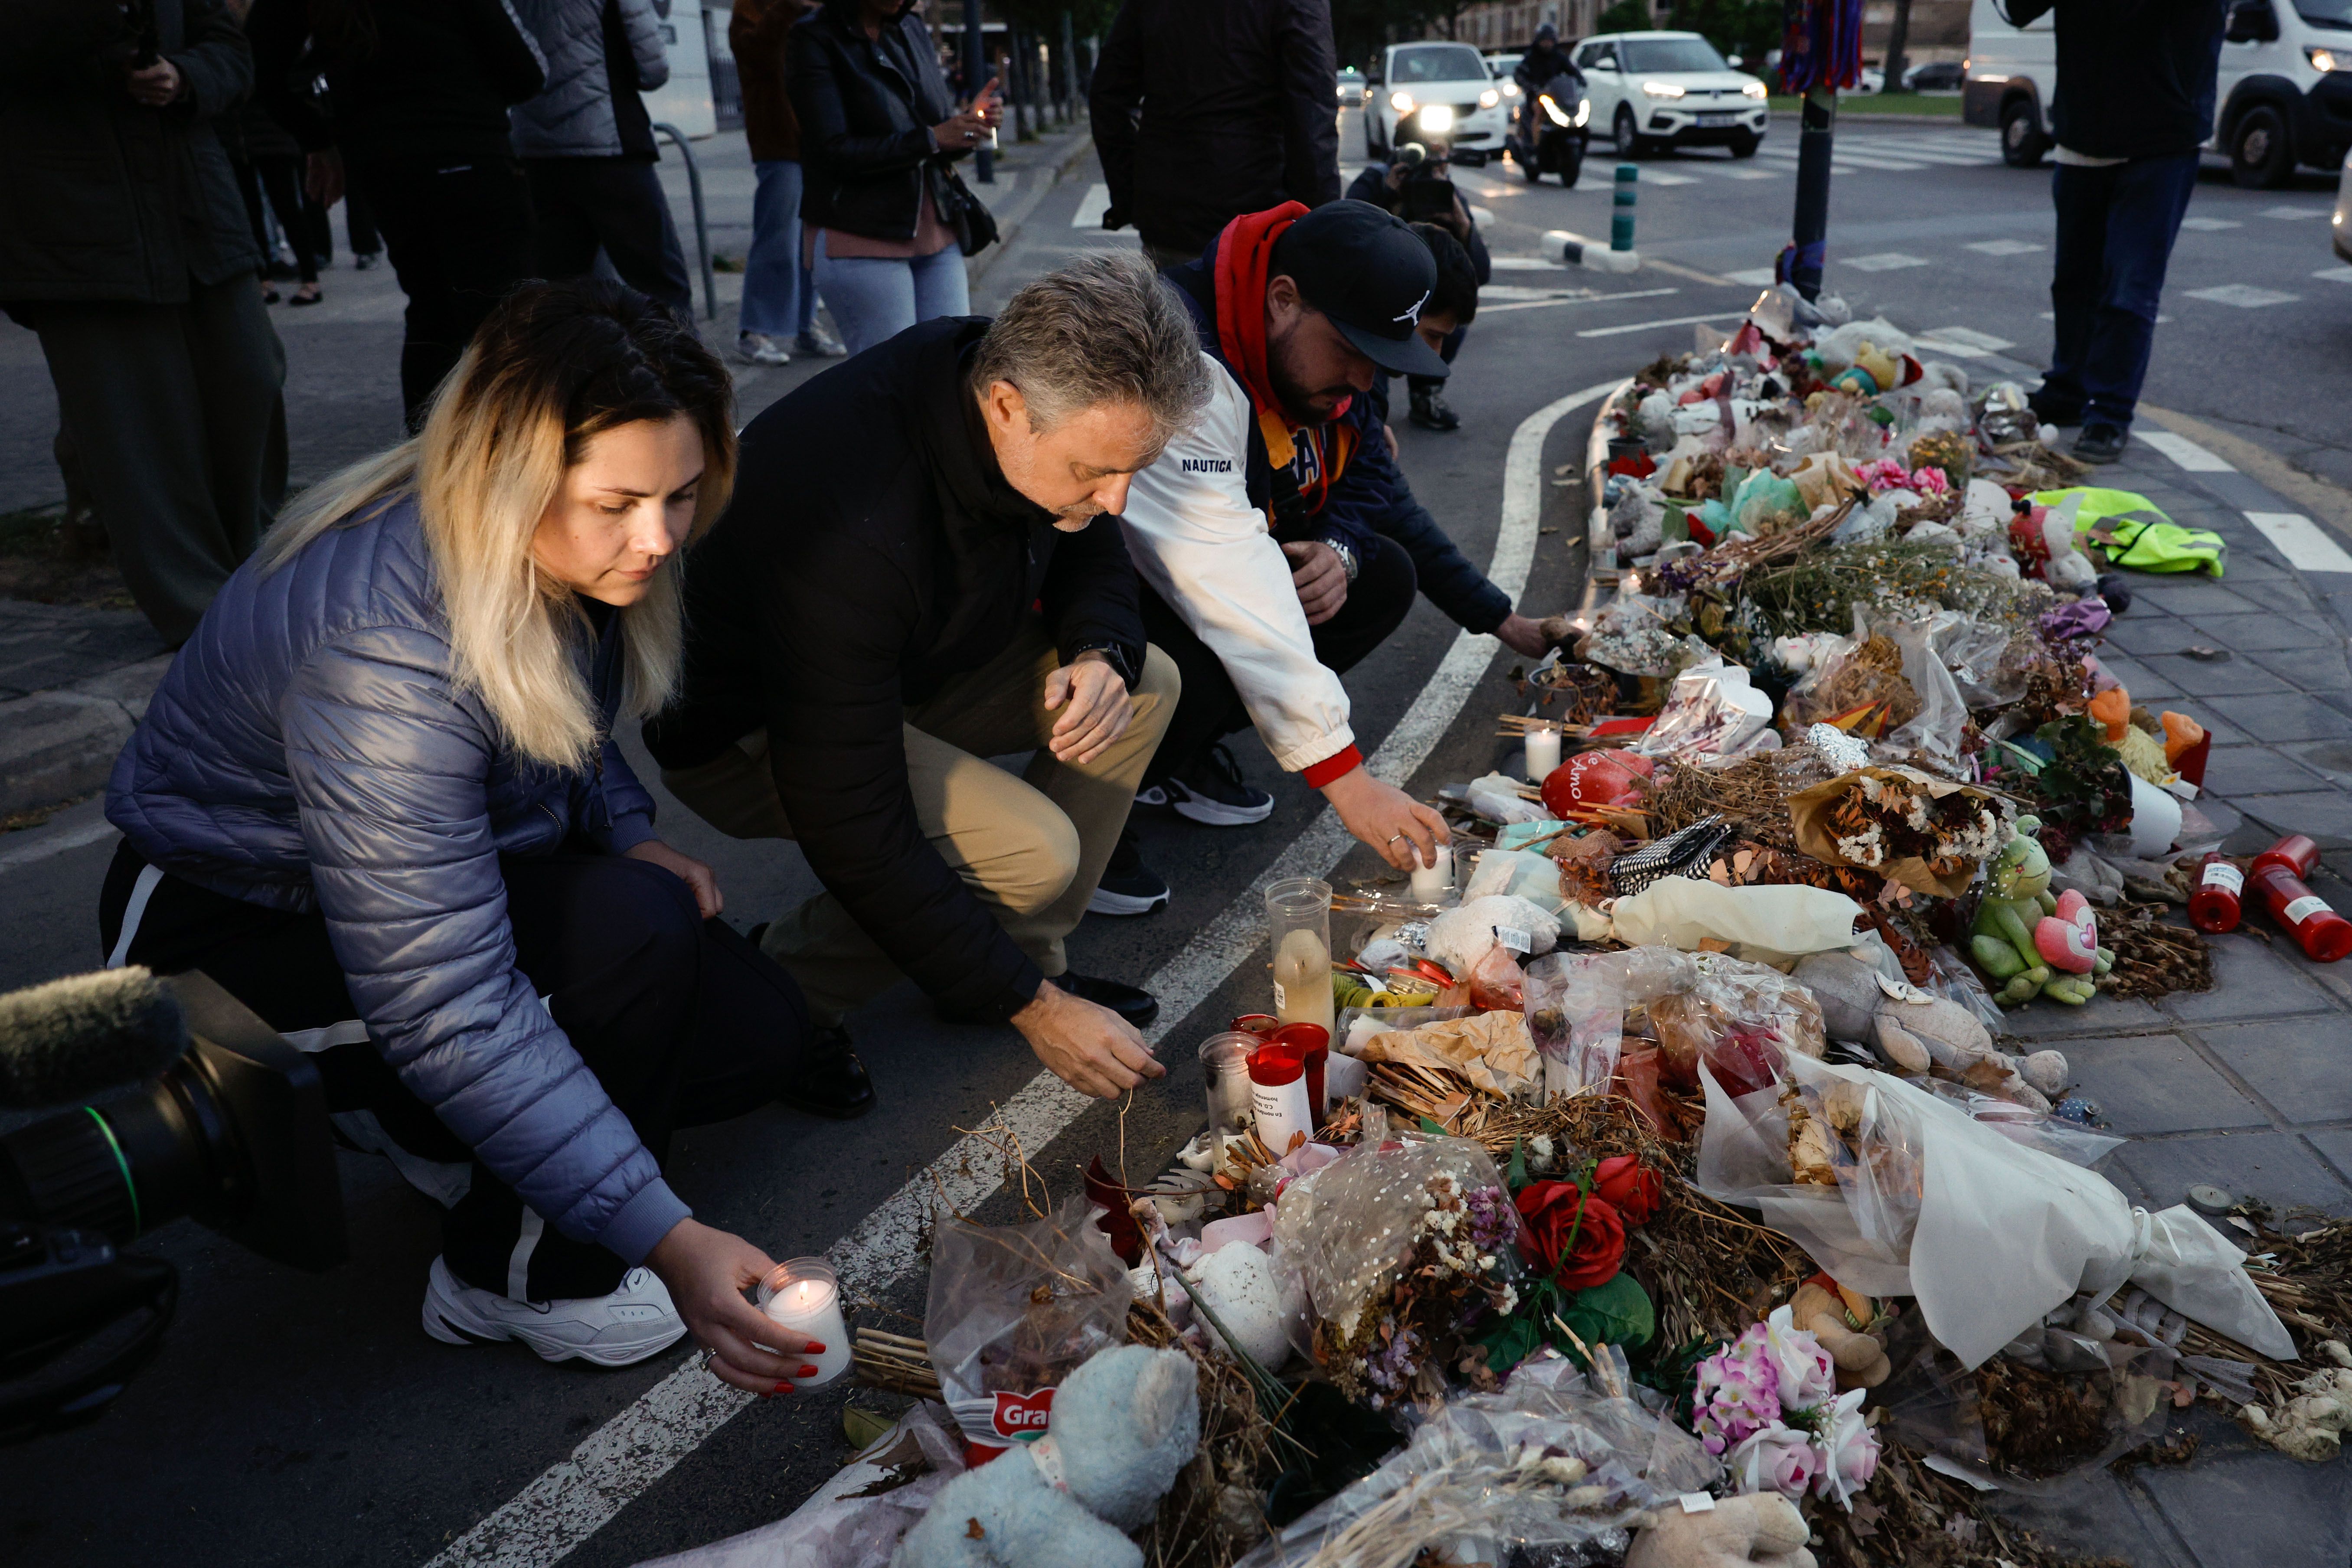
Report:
1089,0,1341,257
644,319,1147,1022
244,0,546,160
787,0,964,241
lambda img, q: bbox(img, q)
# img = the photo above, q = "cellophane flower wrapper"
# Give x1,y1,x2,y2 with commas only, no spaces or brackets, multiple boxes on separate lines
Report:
1236,1353,1720,1568
1694,1053,2295,1368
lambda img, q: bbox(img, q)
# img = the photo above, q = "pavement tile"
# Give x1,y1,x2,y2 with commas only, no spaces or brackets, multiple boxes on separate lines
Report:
2124,581,2272,617
2094,653,2182,700
1991,1469,2196,1568
2199,746,2329,799
2003,994,2167,1039
2138,1446,2352,1568
2146,653,2299,698
2208,693,2352,744
2182,613,2341,653
2113,1130,2352,1214
2246,646,2352,691
2056,1034,2268,1134
2298,1130,2352,1192
2231,792,2352,848
2161,932,2339,1022
2197,1019,2352,1121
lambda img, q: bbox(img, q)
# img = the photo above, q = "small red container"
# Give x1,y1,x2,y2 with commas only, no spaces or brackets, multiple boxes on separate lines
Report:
1246,1045,1314,1153
2253,834,2322,881
2188,854,2244,934
1229,1013,1282,1039
1271,1022,1330,1123
2251,862,2352,963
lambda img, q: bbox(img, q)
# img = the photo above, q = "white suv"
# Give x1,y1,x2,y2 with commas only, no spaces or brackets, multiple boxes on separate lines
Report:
1573,31,1771,158
1368,41,1511,163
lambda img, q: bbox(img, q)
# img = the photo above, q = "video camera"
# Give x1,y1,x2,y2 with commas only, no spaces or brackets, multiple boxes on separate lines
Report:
0,969,343,1441
1390,142,1463,226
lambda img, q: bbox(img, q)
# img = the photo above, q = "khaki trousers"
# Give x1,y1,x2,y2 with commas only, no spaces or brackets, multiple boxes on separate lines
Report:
663,622,1177,1026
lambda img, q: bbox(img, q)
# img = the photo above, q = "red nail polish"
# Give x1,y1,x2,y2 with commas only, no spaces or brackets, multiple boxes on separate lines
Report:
772,1382,794,1394
797,1364,819,1378
805,1342,826,1354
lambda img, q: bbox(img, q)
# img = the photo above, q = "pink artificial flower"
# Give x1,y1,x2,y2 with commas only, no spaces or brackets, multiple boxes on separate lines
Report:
1909,464,1951,497
1761,1305,1837,1410
1854,457,1911,494
1811,1388,1882,1509
1691,1338,1782,1457
1728,1421,1823,1499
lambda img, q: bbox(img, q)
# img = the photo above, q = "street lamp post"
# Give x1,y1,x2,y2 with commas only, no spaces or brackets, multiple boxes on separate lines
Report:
964,0,993,182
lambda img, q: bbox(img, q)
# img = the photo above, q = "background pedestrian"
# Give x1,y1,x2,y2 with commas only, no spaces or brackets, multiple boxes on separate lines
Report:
730,0,846,364
1090,0,1342,271
510,0,695,315
1,0,288,647
787,0,1000,356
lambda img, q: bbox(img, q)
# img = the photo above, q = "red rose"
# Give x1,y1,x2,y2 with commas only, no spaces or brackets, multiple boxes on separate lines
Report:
1592,1155,1663,1227
1514,1180,1627,1291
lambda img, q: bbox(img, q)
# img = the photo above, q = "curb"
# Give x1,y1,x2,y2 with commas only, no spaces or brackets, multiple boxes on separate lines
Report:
967,130,1098,292
0,653,171,818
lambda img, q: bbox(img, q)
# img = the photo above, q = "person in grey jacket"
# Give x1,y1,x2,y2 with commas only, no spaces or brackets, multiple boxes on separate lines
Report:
511,0,693,312
0,0,287,647
101,282,852,1382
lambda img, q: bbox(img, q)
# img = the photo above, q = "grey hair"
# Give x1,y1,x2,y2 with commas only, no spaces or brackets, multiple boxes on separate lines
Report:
967,253,1212,445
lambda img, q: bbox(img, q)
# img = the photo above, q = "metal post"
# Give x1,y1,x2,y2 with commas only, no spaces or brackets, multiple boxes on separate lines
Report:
652,123,717,322
1059,10,1077,125
1787,85,1836,301
964,0,993,182
1611,162,1637,251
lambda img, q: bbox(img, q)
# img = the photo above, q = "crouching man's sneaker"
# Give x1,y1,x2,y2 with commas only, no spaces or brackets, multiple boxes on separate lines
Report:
1155,743,1274,827
422,1255,687,1366
1088,829,1170,916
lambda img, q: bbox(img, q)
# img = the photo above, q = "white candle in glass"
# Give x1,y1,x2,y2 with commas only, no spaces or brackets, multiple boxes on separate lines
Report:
1409,840,1454,902
757,1258,852,1386
1524,725,1562,782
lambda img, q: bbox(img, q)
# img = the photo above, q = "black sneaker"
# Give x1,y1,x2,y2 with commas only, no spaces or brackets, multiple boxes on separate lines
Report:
2027,389,2083,428
1087,828,1169,916
2073,424,2127,465
1409,385,1462,431
1049,972,1159,1028
778,1024,876,1119
1162,744,1274,827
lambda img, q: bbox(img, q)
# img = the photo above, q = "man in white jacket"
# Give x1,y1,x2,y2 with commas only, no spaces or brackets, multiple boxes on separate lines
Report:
1103,200,1453,902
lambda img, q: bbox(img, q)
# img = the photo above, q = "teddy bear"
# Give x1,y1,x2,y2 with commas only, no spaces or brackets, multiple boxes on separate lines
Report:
1790,1277,1889,1392
894,1344,1201,1568
1790,950,2050,1109
1970,818,2113,1007
1626,1493,1816,1568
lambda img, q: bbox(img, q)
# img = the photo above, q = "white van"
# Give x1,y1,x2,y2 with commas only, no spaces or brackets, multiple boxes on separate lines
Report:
1965,0,2352,185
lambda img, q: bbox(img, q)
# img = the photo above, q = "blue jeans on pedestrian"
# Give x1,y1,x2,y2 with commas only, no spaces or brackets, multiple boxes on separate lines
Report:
812,243,970,358
2039,150,2201,432
742,160,816,341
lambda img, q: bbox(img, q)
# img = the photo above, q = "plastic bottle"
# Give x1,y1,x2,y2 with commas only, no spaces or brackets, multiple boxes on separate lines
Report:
2188,854,2244,934
1247,1047,1313,1154
2249,862,2352,963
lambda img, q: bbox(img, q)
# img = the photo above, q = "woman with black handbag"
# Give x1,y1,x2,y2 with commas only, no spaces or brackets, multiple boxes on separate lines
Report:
788,0,1000,356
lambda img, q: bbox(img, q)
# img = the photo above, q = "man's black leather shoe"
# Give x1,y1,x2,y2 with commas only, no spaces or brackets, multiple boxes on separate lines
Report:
2073,424,2127,466
1049,971,1160,1029
779,1025,876,1119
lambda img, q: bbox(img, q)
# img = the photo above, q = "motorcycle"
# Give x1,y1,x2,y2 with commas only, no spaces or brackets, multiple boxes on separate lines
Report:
1507,69,1590,188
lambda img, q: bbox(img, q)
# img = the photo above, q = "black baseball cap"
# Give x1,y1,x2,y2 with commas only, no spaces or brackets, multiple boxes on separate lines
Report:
1271,200,1452,380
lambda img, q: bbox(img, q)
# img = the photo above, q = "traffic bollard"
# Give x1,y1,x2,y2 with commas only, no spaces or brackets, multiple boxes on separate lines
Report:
1611,163,1638,252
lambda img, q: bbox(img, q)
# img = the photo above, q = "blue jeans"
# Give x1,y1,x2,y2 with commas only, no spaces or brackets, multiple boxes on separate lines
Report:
2039,150,2200,432
812,243,969,358
741,160,816,340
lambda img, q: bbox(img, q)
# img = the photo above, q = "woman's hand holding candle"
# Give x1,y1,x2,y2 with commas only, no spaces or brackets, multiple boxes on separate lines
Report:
647,1219,824,1394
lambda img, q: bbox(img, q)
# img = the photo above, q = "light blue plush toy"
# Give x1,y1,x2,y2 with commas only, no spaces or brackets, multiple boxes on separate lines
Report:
893,1344,1202,1568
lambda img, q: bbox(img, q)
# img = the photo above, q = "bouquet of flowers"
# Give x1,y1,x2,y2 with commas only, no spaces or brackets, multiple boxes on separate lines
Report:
1477,1152,1667,1378
1788,765,2009,898
1690,1305,1882,1509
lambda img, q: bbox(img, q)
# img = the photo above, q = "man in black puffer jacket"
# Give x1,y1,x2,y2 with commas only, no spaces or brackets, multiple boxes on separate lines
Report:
646,258,1209,1103
1091,0,1342,270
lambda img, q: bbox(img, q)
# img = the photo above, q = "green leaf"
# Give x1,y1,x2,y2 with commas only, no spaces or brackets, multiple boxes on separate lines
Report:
1506,1136,1530,1193
1558,1273,1656,1355
1476,1310,1548,1376
1418,1116,1448,1137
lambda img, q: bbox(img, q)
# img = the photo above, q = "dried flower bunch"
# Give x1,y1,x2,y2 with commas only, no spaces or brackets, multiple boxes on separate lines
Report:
1819,767,2007,882
1319,1171,1522,1408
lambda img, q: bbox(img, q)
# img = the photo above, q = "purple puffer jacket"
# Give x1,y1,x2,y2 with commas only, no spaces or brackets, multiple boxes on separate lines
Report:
106,496,687,1264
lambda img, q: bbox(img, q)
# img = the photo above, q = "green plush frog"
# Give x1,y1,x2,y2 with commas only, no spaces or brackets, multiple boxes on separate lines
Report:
1969,817,2112,1006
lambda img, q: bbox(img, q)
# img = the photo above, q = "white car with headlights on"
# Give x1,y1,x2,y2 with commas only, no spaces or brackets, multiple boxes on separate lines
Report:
1367,40,1511,163
1572,31,1771,158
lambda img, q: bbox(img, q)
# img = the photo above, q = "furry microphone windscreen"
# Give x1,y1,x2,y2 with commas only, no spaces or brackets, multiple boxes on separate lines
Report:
0,967,192,1109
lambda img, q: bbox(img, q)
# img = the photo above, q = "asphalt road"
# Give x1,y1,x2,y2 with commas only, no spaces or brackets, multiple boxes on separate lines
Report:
2,109,2346,1567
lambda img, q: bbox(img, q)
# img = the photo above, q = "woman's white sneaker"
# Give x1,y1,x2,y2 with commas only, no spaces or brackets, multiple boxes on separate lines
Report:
421,1256,687,1366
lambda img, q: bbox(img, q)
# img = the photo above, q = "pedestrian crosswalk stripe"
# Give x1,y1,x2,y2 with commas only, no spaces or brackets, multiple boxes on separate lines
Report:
2136,431,2234,472
1843,252,1932,271
1639,170,1700,186
1923,325,2014,352
1965,238,2044,255
2258,205,2329,221
1071,183,1110,228
1723,267,1778,285
2180,216,2243,231
2316,266,2352,284
1706,166,1779,179
2246,513,2352,574
2185,284,2299,307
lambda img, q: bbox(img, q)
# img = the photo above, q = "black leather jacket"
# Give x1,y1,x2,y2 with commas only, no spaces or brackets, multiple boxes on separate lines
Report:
787,0,963,241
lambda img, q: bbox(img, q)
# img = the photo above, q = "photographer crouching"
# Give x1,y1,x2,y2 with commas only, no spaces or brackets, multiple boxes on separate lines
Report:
1344,143,1490,432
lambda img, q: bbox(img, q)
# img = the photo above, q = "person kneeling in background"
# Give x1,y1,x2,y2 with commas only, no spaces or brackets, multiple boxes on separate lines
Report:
102,281,831,1387
646,256,1205,1102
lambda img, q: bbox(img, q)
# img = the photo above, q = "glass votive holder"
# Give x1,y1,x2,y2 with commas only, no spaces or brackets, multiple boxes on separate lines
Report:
755,1257,853,1386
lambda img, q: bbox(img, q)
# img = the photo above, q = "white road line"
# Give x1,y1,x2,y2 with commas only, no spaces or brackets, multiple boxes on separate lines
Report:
1704,166,1778,180
1637,170,1699,186
1723,267,1777,286
2315,265,2352,284
1577,310,1738,338
1071,182,1110,228
2246,512,2352,574
416,380,1627,1568
1490,255,1568,271
1923,326,2014,352
1481,286,1680,314
1965,238,2044,256
2185,284,2300,308
1842,252,1932,272
0,808,116,873
2259,204,2329,221
2179,217,2242,232
2136,431,2234,473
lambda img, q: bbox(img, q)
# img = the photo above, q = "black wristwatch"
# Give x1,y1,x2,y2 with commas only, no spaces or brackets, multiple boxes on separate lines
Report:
1069,641,1139,690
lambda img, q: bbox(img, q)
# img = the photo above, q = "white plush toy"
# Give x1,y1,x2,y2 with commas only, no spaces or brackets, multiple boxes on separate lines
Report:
893,1344,1200,1568
1626,1493,1816,1568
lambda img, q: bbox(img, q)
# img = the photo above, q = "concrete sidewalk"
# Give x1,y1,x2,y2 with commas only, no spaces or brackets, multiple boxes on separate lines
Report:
0,118,1101,820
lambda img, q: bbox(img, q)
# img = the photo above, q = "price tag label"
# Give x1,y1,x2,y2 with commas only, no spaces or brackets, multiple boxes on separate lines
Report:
1495,925,1533,954
2202,861,2244,895
1678,1493,1717,1514
2285,894,2332,924
1271,980,1288,1010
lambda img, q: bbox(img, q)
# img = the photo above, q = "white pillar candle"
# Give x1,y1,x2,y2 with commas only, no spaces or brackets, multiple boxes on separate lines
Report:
1409,840,1454,903
757,1259,853,1386
1524,725,1563,782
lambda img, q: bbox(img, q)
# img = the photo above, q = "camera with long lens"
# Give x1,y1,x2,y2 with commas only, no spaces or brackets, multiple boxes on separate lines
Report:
0,969,343,1441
